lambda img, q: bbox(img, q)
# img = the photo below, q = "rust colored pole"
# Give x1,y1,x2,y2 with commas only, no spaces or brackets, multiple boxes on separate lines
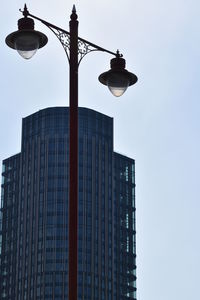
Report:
69,6,78,300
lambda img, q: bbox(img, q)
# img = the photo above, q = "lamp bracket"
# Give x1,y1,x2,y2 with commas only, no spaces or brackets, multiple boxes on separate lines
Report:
48,26,71,62
43,24,102,65
20,7,122,65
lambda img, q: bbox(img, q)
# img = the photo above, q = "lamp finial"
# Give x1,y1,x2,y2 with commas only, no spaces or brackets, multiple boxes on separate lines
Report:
19,3,29,17
70,5,78,20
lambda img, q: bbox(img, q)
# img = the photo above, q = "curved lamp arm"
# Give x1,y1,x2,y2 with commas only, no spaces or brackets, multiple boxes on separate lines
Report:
20,4,119,64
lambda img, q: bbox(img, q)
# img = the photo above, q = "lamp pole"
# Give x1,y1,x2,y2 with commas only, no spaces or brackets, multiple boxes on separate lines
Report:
5,5,137,300
69,8,79,300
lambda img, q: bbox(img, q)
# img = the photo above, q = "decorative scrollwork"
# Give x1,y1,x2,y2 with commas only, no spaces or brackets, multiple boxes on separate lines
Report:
45,24,115,66
48,27,70,62
78,40,99,65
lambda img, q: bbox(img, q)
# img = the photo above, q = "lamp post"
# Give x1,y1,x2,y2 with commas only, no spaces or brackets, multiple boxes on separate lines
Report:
5,4,138,300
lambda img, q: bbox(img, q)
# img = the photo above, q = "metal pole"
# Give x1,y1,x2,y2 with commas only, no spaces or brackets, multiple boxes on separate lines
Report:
69,6,78,300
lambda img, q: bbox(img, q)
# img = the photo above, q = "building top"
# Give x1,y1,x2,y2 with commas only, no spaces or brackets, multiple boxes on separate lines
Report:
22,106,113,140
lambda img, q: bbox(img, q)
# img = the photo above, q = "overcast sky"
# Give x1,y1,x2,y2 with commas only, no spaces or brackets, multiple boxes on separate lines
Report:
1,1,200,299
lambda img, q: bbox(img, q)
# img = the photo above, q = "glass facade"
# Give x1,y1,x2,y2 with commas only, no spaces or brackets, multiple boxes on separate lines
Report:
114,154,136,300
0,107,136,300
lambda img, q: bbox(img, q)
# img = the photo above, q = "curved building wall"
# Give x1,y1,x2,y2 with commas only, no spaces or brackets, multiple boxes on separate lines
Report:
0,107,136,300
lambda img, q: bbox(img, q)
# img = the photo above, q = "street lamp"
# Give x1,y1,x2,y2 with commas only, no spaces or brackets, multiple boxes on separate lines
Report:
99,52,138,97
6,14,47,59
5,4,138,300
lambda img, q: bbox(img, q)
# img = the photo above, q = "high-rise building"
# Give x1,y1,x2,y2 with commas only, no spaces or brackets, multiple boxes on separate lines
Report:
0,107,136,300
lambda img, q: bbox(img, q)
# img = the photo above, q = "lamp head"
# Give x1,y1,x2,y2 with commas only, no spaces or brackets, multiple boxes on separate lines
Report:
99,53,138,97
6,15,48,59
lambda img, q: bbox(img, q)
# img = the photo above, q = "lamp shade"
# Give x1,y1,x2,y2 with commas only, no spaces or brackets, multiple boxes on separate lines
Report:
6,17,48,59
99,55,138,97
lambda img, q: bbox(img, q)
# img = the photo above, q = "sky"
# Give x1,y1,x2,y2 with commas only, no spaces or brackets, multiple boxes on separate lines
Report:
1,0,200,299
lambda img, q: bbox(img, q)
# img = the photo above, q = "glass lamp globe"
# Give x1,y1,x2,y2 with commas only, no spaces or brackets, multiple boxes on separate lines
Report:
107,71,130,97
14,32,40,59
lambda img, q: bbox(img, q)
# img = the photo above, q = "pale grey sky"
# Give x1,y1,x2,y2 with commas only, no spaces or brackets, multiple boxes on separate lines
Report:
1,1,200,300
